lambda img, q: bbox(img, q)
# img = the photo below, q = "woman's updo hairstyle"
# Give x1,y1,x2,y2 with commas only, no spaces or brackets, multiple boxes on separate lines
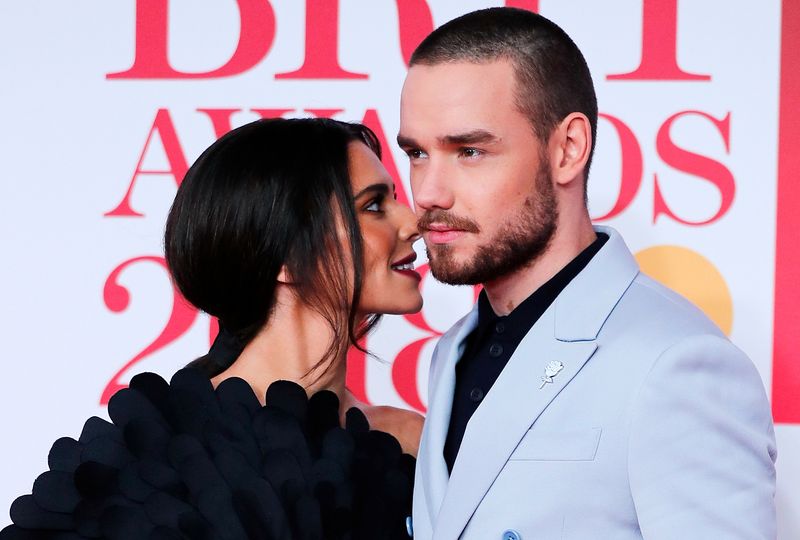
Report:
164,117,382,378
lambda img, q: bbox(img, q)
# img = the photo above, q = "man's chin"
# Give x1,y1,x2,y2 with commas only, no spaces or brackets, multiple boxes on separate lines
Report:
427,256,482,286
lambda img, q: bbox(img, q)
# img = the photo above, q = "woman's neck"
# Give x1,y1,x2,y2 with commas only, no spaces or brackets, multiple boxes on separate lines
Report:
210,290,348,405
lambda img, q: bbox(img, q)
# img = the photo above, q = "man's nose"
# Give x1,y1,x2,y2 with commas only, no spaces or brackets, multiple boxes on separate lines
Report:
411,159,455,211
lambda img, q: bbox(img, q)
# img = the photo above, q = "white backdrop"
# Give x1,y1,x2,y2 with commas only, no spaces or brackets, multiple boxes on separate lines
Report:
1,0,798,536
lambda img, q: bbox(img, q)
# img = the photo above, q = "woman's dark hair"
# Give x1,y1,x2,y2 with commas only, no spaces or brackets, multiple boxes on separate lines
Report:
164,117,382,378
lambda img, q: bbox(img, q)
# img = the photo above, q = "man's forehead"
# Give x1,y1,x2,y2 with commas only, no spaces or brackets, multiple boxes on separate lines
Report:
401,60,517,111
398,59,525,147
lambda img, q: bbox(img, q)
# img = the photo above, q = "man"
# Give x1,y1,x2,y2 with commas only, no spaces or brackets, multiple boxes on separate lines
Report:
398,8,776,540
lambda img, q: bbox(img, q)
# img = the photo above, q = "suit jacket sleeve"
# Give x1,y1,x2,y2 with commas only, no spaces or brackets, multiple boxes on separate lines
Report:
627,333,777,539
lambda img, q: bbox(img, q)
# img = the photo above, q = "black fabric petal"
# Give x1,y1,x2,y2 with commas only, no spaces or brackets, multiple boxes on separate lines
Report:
142,492,194,530
344,407,369,436
107,390,165,433
31,472,80,514
128,372,171,424
5,368,415,539
47,438,82,474
74,462,119,499
78,418,120,446
264,380,308,426
10,496,72,530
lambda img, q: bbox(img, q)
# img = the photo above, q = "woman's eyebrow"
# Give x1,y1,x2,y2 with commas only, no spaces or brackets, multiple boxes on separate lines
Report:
353,183,391,199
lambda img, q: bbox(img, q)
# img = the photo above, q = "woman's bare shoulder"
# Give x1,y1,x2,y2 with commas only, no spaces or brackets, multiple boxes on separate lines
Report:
360,404,424,457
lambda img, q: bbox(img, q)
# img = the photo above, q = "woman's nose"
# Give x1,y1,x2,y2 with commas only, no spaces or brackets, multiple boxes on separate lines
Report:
397,203,421,243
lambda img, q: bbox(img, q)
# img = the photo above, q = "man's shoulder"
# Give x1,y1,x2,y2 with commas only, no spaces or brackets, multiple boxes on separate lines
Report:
615,271,726,339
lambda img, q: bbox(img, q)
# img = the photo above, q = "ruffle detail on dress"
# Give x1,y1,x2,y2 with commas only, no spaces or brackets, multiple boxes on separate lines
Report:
1,368,415,540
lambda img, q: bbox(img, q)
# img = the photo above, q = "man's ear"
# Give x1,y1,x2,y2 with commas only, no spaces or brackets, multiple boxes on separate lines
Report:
551,112,591,187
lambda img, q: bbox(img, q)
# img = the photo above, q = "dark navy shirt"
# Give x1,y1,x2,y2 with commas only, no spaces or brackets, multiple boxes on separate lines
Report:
443,233,609,473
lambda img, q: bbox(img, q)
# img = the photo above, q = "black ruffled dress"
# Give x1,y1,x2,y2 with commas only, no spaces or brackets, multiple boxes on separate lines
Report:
1,368,415,539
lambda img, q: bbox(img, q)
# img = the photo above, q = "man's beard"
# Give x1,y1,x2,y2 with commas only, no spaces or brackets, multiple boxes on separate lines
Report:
420,159,558,286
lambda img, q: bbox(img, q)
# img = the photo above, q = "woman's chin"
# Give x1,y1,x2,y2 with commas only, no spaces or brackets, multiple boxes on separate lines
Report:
369,295,424,316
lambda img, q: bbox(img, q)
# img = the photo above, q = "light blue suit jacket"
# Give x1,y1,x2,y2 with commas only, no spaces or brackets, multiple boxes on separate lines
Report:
412,226,776,540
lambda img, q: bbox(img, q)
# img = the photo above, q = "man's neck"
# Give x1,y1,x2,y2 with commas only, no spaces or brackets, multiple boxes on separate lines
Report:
484,221,597,316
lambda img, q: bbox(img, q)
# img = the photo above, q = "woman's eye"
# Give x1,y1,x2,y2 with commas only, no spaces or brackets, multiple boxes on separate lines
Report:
365,198,383,212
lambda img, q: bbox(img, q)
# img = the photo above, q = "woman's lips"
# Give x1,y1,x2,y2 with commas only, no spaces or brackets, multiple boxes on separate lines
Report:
391,253,421,281
393,268,422,281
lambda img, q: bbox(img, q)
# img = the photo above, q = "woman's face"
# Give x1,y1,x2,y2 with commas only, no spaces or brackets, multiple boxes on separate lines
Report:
348,142,423,315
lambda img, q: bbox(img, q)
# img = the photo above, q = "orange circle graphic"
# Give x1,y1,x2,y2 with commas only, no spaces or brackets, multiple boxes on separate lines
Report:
634,245,733,335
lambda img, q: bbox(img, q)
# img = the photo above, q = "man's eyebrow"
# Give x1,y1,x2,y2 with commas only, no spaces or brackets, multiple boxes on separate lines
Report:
353,183,391,199
396,130,499,149
440,130,499,146
396,134,418,148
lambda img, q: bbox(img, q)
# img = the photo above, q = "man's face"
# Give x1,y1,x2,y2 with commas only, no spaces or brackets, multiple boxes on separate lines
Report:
398,59,557,285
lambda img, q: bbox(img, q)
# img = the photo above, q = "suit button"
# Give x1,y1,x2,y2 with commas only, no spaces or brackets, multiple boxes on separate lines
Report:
495,321,505,334
502,530,521,540
489,343,504,357
469,387,484,402
405,516,413,537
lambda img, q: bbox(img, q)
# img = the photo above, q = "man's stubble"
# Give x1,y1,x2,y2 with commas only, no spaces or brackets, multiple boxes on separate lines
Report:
423,156,558,286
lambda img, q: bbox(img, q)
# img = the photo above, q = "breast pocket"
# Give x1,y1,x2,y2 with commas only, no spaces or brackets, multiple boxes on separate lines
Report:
508,427,602,461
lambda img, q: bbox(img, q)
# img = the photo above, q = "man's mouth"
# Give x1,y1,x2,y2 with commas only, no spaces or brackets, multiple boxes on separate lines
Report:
417,212,479,245
422,224,467,244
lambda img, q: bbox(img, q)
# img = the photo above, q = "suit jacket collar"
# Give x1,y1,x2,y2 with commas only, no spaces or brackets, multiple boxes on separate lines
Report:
419,307,478,526
425,226,640,539
554,225,639,342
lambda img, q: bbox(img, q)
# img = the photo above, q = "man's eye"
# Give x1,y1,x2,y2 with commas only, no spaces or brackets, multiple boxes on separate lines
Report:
407,149,427,160
460,147,483,158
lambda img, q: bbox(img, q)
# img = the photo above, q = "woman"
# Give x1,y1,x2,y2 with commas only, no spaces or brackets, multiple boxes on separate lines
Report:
2,118,423,540
165,117,424,455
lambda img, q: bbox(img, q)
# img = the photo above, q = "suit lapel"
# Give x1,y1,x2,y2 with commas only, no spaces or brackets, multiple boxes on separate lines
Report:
433,308,598,539
430,226,639,539
419,307,479,527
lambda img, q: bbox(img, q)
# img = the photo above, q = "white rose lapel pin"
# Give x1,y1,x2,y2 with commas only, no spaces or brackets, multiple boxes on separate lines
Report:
539,360,564,389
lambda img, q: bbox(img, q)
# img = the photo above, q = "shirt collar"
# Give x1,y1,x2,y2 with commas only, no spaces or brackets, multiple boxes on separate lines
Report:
474,232,609,340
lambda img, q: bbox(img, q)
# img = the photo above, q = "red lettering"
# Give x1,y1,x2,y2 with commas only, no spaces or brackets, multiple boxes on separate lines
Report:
275,0,367,80
101,256,198,404
105,108,189,217
396,0,435,66
504,0,540,11
252,109,296,120
592,113,644,221
108,0,275,79
304,109,344,119
653,111,734,225
607,0,711,81
773,0,800,424
393,269,482,412
197,108,243,139
392,265,441,412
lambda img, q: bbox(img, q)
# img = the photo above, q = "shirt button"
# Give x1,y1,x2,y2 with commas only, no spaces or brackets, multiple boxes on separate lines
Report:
469,387,484,402
489,343,504,357
495,322,505,334
502,530,521,540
